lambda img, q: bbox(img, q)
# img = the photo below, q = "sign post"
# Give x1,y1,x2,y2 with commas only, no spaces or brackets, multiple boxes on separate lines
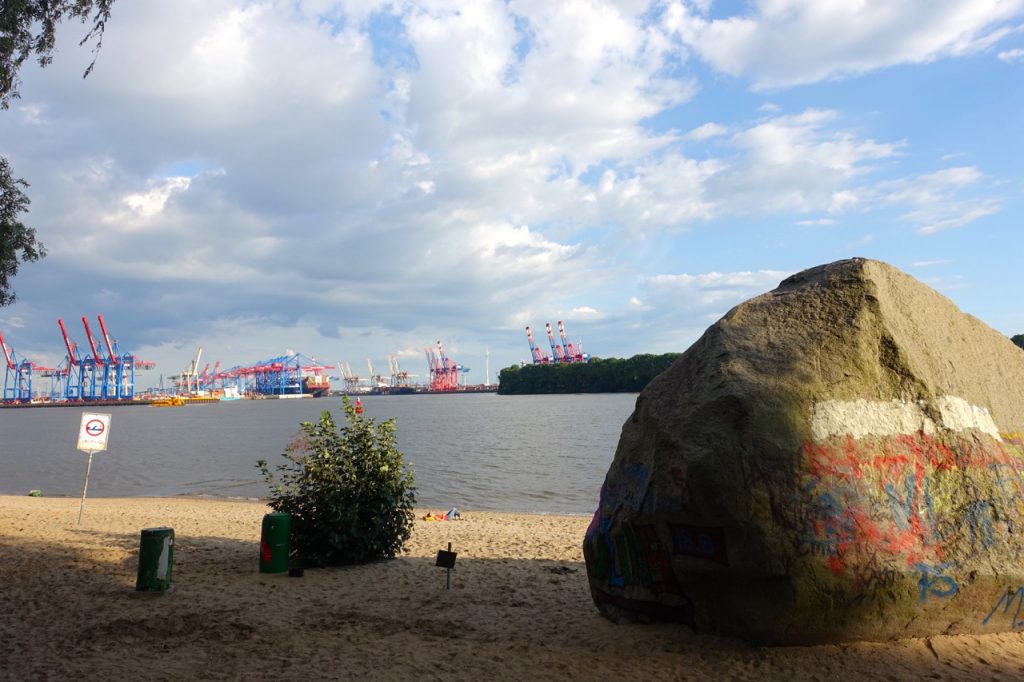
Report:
436,542,457,589
76,412,111,525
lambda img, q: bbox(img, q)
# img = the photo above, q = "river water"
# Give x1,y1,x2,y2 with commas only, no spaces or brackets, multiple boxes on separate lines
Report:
0,393,637,515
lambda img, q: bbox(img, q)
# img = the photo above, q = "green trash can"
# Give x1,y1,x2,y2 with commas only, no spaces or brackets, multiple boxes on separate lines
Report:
260,512,291,573
136,527,174,592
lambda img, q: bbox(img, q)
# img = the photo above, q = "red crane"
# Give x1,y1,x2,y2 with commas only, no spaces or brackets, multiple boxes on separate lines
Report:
80,316,109,399
426,341,464,391
58,318,80,372
97,314,119,365
558,320,584,363
81,316,105,366
0,331,14,370
525,326,550,364
545,323,567,363
425,346,441,384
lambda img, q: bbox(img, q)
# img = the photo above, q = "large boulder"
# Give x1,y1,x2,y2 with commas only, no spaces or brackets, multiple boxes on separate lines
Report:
583,258,1024,644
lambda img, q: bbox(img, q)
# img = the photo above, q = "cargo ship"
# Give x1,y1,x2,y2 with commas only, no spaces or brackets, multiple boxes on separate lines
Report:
303,374,331,398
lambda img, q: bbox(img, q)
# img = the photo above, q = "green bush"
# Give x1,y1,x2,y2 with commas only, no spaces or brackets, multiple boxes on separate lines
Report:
256,397,416,566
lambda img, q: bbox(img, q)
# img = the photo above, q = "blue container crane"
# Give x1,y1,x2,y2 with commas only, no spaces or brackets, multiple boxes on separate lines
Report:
0,330,33,403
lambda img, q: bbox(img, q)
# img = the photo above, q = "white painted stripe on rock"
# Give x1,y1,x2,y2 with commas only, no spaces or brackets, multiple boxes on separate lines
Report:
934,395,1000,439
810,399,935,442
810,395,1000,442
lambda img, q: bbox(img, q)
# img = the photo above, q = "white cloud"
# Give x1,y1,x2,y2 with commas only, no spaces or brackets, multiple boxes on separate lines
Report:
910,199,1003,235
580,154,723,232
910,259,953,267
552,107,909,236
730,109,897,172
0,0,1016,380
120,177,192,220
646,269,789,306
685,122,727,140
999,47,1024,62
472,223,579,275
829,166,1004,234
829,190,860,214
0,316,26,329
694,109,900,219
920,274,969,291
665,0,1024,88
568,306,603,320
848,233,875,247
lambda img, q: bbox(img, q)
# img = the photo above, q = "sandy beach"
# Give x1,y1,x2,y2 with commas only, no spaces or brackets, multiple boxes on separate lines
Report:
2,495,1023,681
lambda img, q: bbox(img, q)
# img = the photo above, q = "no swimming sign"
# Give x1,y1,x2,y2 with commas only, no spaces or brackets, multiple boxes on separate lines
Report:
77,413,112,453
75,412,111,525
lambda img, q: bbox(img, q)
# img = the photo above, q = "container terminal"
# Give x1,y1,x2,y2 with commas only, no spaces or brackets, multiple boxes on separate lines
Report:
3,317,592,407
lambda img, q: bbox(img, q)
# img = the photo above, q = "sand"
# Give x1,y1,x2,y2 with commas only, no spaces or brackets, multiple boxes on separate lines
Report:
2,495,1023,681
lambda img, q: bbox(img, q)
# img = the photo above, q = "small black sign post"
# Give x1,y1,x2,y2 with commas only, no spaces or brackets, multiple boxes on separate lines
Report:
436,542,457,589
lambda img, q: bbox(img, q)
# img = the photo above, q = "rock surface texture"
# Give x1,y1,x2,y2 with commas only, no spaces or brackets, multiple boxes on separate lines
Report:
583,258,1024,644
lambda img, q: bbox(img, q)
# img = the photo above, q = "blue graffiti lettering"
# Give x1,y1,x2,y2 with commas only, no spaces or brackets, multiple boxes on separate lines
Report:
983,587,1024,628
884,474,915,531
966,500,996,549
913,562,958,602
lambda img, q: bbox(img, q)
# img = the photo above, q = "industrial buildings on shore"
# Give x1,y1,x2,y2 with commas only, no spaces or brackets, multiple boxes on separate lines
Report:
3,317,592,406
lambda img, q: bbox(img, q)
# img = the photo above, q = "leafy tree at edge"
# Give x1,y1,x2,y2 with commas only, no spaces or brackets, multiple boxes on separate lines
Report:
0,1,115,305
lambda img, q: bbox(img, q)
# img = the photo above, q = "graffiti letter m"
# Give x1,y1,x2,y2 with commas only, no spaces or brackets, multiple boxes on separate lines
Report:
983,587,1024,629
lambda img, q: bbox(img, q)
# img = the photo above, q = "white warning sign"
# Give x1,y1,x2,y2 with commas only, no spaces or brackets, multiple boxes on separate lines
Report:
77,413,112,453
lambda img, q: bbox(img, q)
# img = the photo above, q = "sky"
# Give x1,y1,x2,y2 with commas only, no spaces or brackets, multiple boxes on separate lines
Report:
1,0,1023,389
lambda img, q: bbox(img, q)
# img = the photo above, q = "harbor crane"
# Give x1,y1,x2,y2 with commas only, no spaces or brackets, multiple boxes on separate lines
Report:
197,363,211,389
558,320,589,363
525,326,551,364
96,314,142,399
197,360,221,392
1,315,150,404
545,323,567,363
57,318,83,400
0,331,61,403
73,315,147,400
179,346,203,395
338,361,362,392
426,341,468,391
0,330,33,403
79,316,106,400
526,321,590,364
216,352,331,396
367,358,387,388
388,355,412,387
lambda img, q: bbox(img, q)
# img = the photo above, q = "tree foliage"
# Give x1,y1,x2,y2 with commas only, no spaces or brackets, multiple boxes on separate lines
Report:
257,397,416,567
0,157,44,306
1,1,114,306
1,0,114,110
1013,334,1024,351
497,353,682,394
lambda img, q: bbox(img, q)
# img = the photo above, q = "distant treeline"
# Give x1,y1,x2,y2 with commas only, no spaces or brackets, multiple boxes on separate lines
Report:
497,353,682,395
498,336,1023,395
